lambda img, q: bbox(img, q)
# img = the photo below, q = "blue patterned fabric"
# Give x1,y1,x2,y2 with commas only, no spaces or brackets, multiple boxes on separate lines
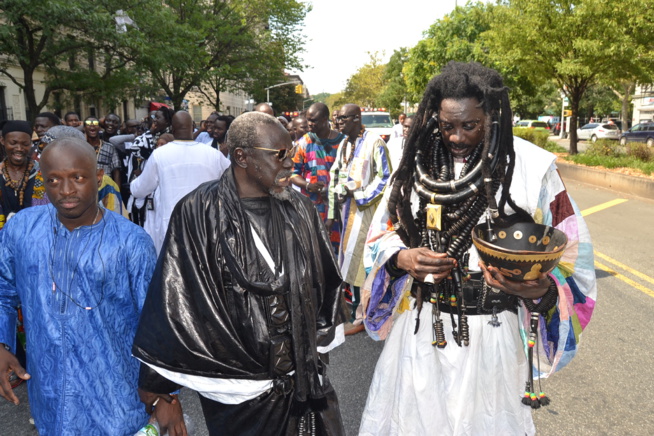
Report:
0,204,156,435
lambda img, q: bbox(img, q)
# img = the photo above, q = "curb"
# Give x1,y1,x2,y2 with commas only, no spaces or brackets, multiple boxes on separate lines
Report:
556,160,654,201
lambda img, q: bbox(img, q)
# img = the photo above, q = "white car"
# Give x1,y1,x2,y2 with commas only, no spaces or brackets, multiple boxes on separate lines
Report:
576,123,620,142
361,111,394,143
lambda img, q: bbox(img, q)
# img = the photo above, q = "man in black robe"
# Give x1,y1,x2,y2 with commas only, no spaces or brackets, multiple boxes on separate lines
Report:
133,112,346,436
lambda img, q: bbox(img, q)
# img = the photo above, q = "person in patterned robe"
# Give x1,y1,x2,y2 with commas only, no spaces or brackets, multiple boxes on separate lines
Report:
328,104,392,330
358,62,596,436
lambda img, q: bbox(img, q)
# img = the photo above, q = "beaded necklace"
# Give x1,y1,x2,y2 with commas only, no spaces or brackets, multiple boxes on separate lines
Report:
413,130,494,349
1,159,34,207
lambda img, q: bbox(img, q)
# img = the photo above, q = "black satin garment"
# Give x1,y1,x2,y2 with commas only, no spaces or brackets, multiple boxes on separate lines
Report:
133,170,346,434
241,197,294,376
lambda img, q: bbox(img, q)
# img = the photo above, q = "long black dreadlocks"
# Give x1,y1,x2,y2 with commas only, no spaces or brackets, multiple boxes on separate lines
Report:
388,61,532,249
386,61,534,347
386,64,559,408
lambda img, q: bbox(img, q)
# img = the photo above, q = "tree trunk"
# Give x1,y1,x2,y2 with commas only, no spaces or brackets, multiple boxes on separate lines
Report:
171,95,185,111
23,71,40,123
621,83,633,130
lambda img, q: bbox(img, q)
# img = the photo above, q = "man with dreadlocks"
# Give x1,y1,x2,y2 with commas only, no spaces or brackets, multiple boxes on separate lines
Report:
358,62,596,435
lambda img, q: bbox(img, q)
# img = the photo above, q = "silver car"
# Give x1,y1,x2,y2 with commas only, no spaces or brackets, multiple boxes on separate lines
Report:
577,123,620,142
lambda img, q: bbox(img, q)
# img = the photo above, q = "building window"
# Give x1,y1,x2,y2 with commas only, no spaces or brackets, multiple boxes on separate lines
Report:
192,105,203,122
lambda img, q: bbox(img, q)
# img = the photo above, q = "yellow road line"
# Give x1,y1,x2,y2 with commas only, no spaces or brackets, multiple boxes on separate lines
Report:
595,261,654,298
580,200,653,297
581,199,628,217
595,251,654,286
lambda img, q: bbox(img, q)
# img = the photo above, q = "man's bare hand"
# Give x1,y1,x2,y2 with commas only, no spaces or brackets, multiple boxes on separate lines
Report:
307,181,325,194
479,261,550,299
0,346,30,405
138,389,187,436
395,248,457,284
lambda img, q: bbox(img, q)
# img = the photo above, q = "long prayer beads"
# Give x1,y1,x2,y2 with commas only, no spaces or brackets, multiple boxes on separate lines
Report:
2,159,34,207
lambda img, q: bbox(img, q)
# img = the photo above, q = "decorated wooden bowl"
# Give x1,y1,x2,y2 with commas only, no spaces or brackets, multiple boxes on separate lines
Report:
471,222,568,281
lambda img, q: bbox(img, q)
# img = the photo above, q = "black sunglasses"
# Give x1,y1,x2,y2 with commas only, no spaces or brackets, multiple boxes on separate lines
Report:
252,145,298,161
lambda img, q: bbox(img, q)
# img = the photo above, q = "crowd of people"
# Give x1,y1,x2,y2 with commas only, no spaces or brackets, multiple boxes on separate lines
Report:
0,62,596,436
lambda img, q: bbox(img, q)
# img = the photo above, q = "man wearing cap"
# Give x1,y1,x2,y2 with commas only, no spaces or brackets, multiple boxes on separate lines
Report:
0,121,49,230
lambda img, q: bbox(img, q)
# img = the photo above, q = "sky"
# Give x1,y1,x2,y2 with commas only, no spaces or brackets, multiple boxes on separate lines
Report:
291,0,462,96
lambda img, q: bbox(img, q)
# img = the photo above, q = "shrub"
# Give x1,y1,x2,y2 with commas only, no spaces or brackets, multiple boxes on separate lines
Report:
565,153,654,175
625,143,652,162
512,127,550,148
585,139,621,158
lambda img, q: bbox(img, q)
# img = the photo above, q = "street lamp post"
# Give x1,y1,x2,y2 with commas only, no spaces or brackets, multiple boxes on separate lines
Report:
265,81,301,107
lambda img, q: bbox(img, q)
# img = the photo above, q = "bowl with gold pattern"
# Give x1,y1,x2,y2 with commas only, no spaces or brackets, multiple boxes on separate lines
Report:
471,222,567,282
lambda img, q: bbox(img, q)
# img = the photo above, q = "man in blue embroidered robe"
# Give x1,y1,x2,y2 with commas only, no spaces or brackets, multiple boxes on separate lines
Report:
0,138,159,435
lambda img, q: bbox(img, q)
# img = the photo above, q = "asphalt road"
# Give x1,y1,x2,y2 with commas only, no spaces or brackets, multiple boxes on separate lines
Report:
2,176,653,435
530,179,654,435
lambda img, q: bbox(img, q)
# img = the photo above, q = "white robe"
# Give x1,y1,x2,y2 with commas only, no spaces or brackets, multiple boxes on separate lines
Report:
359,138,597,435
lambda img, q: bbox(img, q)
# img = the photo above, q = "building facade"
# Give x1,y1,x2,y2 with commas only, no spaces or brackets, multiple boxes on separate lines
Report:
632,84,654,124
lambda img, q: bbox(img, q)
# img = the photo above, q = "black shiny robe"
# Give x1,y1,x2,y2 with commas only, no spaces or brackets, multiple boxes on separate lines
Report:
133,170,345,434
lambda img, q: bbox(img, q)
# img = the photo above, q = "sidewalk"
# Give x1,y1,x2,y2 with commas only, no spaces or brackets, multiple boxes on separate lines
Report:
547,135,654,201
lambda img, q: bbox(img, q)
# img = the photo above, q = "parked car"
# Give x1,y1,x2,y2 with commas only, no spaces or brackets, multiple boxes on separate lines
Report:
619,122,654,146
514,120,550,130
576,123,620,142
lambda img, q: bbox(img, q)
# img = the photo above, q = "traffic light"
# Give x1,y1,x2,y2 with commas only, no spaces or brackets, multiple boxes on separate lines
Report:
563,110,572,117
295,84,303,94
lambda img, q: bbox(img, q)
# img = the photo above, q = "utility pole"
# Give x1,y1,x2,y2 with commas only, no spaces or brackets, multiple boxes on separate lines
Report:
560,90,569,139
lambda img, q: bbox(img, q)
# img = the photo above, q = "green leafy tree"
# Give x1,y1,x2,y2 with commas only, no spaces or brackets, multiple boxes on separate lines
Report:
484,0,654,154
134,0,309,111
597,0,654,129
402,2,545,120
269,84,303,113
325,92,344,113
377,48,413,118
0,0,140,121
312,92,331,103
403,3,493,100
579,85,621,121
340,52,387,108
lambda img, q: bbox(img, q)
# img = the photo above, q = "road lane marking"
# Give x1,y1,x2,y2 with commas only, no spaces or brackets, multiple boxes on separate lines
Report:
579,200,652,297
595,261,654,298
595,251,654,286
581,199,628,217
